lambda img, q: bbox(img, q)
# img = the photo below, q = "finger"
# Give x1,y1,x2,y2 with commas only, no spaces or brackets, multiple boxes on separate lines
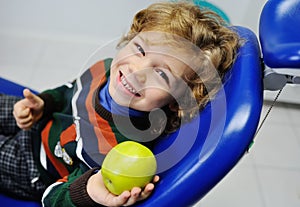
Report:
135,176,159,202
17,121,33,130
17,115,33,126
153,175,160,183
136,183,155,202
13,107,31,119
123,187,141,206
111,191,131,206
13,108,33,129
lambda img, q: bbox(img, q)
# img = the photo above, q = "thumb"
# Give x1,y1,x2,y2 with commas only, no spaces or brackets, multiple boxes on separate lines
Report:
23,89,40,107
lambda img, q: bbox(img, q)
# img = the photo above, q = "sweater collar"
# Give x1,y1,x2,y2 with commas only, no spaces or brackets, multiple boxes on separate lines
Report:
99,79,147,118
94,83,152,131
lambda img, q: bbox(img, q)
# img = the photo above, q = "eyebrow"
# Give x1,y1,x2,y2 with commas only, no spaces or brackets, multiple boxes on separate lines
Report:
136,36,148,45
136,35,160,48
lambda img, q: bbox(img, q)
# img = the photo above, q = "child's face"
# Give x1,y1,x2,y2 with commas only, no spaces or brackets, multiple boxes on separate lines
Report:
109,32,194,112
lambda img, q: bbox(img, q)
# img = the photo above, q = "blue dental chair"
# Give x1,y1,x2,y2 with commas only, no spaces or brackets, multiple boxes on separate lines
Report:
0,26,263,207
1,0,299,206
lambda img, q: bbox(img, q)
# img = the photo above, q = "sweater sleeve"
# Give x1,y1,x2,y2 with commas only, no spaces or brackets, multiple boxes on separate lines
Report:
38,81,75,118
42,167,104,207
69,168,105,207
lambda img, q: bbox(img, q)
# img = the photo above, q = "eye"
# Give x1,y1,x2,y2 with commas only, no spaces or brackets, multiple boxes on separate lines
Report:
135,43,145,56
155,68,170,85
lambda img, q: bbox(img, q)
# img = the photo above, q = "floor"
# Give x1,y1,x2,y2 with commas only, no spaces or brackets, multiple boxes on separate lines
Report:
1,32,300,207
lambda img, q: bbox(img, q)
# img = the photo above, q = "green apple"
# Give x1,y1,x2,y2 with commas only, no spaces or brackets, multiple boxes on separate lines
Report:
101,141,157,195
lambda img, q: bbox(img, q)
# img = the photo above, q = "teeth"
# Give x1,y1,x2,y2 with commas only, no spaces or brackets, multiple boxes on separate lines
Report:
121,75,137,94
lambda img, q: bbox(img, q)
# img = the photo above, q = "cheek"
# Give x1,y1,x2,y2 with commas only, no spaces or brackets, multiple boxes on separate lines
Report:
146,89,173,106
113,45,132,63
110,58,119,76
109,67,118,89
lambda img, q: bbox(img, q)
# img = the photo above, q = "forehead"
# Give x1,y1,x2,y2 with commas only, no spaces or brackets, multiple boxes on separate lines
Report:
137,31,194,55
135,31,213,76
134,31,214,76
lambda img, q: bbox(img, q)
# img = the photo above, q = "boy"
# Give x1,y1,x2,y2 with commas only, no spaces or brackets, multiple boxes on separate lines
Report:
0,1,240,206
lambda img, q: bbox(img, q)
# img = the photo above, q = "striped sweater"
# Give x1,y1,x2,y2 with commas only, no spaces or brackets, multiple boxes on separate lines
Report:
36,58,154,206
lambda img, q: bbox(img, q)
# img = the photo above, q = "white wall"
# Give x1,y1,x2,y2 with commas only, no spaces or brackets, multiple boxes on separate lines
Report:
0,0,266,42
0,0,156,43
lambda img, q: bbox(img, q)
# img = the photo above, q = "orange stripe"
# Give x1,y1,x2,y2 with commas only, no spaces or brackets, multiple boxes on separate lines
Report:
96,113,118,153
56,175,68,183
86,61,117,154
41,121,69,177
60,124,76,147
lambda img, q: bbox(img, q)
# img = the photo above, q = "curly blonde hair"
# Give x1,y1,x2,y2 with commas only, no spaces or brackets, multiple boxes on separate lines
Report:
118,1,240,133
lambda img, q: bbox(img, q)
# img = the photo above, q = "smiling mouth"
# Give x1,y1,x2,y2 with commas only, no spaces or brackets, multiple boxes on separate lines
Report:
120,72,141,97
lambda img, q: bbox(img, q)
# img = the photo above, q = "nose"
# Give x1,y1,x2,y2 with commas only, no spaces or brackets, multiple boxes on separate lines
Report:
135,71,147,84
130,60,150,84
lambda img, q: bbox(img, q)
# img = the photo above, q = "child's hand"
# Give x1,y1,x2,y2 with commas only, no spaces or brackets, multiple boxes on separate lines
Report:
87,170,159,206
13,89,44,130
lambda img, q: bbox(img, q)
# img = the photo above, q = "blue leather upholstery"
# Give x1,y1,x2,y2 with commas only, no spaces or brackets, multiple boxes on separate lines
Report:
259,0,300,69
0,78,36,97
0,194,41,207
0,25,263,206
